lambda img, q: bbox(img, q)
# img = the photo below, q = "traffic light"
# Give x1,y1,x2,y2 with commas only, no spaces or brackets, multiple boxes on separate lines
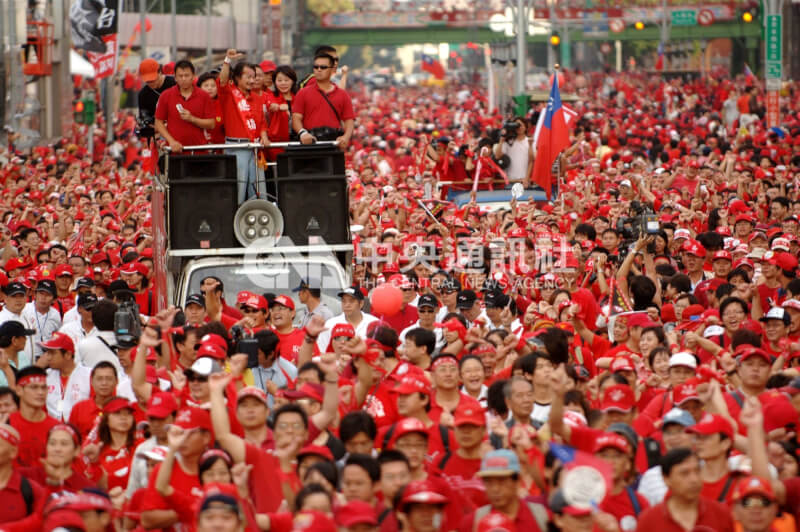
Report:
74,100,85,124
550,34,560,46
82,97,96,124
634,21,645,30
740,3,758,22
741,11,753,22
513,94,529,118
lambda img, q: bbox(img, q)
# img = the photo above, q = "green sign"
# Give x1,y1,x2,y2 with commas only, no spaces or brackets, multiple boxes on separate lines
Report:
671,9,697,26
765,14,781,63
766,62,782,79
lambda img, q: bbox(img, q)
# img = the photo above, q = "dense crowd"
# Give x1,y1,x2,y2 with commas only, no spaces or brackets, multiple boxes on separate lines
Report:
0,45,800,532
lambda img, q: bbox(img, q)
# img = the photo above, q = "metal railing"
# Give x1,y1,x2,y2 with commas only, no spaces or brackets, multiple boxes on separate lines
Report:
164,141,337,151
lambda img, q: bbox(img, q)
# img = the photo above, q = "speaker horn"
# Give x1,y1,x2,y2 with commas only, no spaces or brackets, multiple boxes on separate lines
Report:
233,199,284,247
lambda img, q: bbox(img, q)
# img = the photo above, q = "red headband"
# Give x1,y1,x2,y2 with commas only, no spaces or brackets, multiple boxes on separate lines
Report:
200,449,232,466
431,356,457,370
0,425,19,447
17,374,46,387
51,424,80,446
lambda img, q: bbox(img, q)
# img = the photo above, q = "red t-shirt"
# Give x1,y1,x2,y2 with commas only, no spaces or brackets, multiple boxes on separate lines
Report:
217,81,266,140
154,85,215,147
0,469,47,531
701,471,737,504
600,488,650,530
569,425,649,474
634,496,734,532
55,296,75,317
18,465,95,497
375,305,419,336
8,411,59,467
275,327,309,363
244,442,301,513
141,459,203,531
440,454,486,507
293,84,355,130
204,98,225,144
69,398,102,439
264,92,292,142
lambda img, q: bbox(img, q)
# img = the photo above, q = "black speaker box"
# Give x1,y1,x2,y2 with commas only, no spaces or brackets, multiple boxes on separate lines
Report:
168,179,237,249
168,154,237,180
277,176,349,245
276,146,346,177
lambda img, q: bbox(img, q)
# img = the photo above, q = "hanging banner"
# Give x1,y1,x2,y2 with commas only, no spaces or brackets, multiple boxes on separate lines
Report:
70,0,119,52
87,34,118,79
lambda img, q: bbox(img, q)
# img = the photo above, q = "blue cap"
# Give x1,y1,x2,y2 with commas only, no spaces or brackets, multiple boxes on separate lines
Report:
662,408,695,428
477,449,520,477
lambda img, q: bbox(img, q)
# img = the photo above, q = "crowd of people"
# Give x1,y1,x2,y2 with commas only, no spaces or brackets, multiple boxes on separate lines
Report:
0,44,799,532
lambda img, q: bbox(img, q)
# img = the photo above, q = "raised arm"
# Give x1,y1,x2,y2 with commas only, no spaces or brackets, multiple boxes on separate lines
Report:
209,372,246,462
310,352,341,430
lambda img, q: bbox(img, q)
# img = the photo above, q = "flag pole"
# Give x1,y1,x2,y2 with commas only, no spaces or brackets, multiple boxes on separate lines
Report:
555,63,564,212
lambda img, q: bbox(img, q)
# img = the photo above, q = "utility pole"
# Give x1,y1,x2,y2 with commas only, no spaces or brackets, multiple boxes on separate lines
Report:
140,0,147,58
514,0,526,96
8,0,22,130
170,0,177,61
0,0,6,133
256,0,263,60
205,0,211,70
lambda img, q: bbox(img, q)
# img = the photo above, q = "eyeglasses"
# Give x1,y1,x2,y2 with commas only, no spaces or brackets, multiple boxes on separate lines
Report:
739,496,774,508
275,421,305,431
313,65,331,70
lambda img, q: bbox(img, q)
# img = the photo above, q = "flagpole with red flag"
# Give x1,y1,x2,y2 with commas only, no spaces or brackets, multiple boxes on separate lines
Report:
530,65,571,201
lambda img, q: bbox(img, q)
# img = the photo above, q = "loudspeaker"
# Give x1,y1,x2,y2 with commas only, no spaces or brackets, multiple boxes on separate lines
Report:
167,154,237,180
168,179,237,249
276,146,346,177
277,177,349,245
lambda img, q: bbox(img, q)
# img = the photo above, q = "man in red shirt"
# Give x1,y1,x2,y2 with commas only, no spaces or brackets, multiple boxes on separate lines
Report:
687,413,738,503
52,264,75,317
293,51,354,149
635,448,734,532
68,361,118,438
8,366,59,467
270,295,308,363
218,49,270,204
154,59,215,152
0,424,47,531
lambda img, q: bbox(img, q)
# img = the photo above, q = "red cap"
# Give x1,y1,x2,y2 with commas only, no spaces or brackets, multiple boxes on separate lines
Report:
120,262,148,276
593,432,632,454
53,264,74,277
732,476,776,502
174,407,213,432
103,396,135,415
330,323,355,339
765,251,799,272
272,294,295,310
762,395,799,434
390,417,429,445
259,60,277,72
600,384,635,413
139,58,160,82
237,386,268,405
688,413,734,440
284,382,324,402
243,293,268,311
297,444,334,462
196,342,226,361
335,500,378,528
199,333,228,352
673,379,701,405
610,356,635,373
394,374,432,395
398,480,447,509
146,392,178,418
627,312,658,328
737,345,772,364
236,291,254,304
453,398,486,427
39,332,74,353
435,318,467,341
713,250,732,262
682,239,707,257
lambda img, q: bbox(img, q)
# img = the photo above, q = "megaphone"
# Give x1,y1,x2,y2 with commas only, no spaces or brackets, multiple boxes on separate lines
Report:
233,199,284,247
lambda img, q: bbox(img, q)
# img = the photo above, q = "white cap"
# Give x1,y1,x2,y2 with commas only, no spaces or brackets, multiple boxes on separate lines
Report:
674,229,691,241
782,299,800,312
620,179,632,188
703,325,725,338
137,445,169,462
669,352,697,369
187,357,222,377
772,238,791,251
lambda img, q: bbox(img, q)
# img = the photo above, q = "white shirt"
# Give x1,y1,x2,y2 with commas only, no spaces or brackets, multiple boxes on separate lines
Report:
398,321,446,354
61,297,81,324
316,312,379,352
48,364,92,421
22,302,62,359
503,137,531,182
0,307,35,369
78,330,123,375
637,465,668,507
59,320,97,363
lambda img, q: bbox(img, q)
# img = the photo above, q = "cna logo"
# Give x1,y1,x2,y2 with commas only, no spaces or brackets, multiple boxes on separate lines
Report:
241,235,344,292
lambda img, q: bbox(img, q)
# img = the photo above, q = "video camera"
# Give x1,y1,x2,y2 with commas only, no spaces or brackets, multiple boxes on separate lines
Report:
114,299,142,349
616,201,660,259
502,120,521,142
231,325,260,368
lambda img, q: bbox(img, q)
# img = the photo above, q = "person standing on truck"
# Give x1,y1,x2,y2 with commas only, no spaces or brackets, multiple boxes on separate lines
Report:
154,60,216,153
294,278,334,328
218,49,270,204
292,51,354,149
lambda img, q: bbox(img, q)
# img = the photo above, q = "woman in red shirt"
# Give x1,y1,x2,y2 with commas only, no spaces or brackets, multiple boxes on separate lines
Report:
79,396,141,492
264,65,298,160
19,423,95,497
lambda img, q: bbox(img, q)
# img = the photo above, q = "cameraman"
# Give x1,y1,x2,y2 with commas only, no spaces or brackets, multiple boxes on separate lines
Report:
493,116,533,187
137,59,176,140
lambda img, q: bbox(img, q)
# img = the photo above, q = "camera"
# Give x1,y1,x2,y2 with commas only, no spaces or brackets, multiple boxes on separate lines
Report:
616,201,660,258
231,325,260,368
503,120,520,141
135,112,155,139
114,300,142,349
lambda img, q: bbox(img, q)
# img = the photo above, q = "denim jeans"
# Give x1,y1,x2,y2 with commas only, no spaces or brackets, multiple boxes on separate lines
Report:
226,140,264,204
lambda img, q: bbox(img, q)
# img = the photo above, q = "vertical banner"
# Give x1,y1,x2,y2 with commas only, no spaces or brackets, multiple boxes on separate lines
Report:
152,179,168,311
766,91,780,128
70,0,119,78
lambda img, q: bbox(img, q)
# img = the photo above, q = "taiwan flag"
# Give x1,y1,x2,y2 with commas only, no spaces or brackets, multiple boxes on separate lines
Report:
530,72,570,200
421,54,446,80
744,63,756,84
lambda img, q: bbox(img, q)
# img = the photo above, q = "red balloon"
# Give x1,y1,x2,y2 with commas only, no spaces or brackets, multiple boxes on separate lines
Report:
370,283,403,316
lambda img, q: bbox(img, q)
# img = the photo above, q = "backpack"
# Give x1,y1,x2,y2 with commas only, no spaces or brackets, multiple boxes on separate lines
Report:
20,474,33,515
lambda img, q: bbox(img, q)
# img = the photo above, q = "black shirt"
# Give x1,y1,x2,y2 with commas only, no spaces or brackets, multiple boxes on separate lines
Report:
137,75,176,138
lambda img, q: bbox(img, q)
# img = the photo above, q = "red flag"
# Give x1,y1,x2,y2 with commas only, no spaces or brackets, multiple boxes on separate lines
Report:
421,54,446,80
531,73,570,200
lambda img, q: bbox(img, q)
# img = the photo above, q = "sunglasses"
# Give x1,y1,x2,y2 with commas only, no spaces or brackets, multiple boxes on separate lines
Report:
418,308,436,314
187,374,208,383
739,496,774,508
313,65,332,70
